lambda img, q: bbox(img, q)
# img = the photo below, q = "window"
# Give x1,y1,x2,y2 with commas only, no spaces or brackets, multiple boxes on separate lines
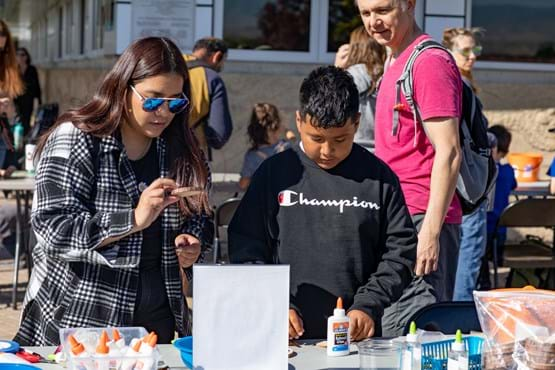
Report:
327,0,362,53
93,0,103,50
47,10,57,60
40,20,47,59
212,0,420,63
214,0,319,62
79,0,86,54
65,1,74,55
31,22,39,61
58,7,63,58
222,0,311,51
471,0,555,64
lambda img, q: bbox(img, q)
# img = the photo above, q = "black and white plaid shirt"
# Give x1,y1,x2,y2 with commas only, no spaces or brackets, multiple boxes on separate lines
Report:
15,122,212,346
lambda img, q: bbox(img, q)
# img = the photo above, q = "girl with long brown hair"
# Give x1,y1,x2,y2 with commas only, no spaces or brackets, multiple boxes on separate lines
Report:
335,26,386,151
0,19,23,168
0,20,23,268
239,102,293,190
15,37,212,345
0,20,23,99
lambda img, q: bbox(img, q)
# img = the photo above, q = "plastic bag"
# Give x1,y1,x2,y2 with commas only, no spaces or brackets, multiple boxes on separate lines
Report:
474,286,555,370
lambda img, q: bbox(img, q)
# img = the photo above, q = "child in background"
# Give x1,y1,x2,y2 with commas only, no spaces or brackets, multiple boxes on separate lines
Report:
548,157,555,195
548,128,555,194
239,103,293,190
487,124,517,262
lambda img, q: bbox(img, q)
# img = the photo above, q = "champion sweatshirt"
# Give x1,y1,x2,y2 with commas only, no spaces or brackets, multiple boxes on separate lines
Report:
229,143,417,339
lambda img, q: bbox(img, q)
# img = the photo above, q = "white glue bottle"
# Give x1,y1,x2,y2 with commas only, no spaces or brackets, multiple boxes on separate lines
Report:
327,297,350,357
137,332,158,370
403,321,421,370
447,330,469,370
67,334,92,370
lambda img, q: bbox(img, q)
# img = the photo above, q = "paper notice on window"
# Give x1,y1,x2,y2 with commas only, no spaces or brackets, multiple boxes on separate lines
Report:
193,265,289,370
131,0,195,51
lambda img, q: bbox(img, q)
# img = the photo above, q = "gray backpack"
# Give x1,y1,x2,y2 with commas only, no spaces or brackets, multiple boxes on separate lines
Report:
395,39,497,214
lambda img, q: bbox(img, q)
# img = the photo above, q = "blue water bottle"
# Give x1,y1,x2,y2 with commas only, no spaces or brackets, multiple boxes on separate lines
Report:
13,120,24,151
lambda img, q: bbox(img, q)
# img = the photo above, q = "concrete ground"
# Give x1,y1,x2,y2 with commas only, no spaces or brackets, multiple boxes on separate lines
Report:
0,258,28,340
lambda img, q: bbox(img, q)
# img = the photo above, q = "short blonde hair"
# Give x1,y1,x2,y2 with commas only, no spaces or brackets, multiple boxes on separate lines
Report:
442,27,483,50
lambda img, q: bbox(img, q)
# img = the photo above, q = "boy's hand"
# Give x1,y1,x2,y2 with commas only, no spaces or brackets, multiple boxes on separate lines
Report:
289,309,304,339
347,310,375,341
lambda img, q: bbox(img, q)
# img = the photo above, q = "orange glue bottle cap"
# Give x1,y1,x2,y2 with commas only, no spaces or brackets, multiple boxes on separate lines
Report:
142,332,155,343
68,335,86,356
112,328,122,342
147,334,158,348
334,297,346,316
96,330,110,354
132,340,142,353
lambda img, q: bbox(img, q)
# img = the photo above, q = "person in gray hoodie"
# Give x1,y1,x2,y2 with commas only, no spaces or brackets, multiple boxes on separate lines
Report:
335,26,386,151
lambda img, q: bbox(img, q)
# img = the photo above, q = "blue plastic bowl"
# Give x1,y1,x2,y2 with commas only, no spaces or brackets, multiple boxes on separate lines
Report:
174,336,193,368
0,365,41,370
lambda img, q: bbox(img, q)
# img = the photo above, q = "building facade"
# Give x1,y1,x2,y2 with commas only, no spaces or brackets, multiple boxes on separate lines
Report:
4,0,555,174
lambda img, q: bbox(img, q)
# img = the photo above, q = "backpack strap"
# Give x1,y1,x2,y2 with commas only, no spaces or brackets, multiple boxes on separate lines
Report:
255,150,269,160
186,59,215,71
394,39,451,146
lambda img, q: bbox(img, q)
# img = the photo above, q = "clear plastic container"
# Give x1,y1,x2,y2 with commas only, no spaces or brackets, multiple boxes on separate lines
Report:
59,327,160,370
358,339,404,370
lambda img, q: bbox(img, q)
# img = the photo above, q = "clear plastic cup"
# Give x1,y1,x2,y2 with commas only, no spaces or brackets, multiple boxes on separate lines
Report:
358,339,403,370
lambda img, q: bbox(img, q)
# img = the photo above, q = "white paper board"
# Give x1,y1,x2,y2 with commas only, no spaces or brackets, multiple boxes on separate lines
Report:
193,265,290,370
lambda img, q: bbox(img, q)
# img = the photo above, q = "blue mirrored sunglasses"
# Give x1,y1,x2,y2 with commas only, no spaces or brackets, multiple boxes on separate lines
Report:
130,85,189,114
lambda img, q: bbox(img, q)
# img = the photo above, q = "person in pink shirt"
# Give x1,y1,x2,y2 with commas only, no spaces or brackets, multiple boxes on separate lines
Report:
357,0,463,336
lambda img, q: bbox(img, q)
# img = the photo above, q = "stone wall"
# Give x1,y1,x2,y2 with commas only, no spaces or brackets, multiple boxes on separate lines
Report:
38,64,555,175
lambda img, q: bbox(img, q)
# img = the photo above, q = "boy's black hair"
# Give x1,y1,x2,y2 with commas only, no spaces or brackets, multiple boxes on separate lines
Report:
488,124,512,154
192,37,228,56
299,66,359,128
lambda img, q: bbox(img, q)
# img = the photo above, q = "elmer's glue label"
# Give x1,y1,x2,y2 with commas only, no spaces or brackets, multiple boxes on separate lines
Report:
327,297,350,357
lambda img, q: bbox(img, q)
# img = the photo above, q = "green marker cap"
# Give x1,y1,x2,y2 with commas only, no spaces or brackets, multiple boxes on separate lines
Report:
409,321,417,335
455,329,463,343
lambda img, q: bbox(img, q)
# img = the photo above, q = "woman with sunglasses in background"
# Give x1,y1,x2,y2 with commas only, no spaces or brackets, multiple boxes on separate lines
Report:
443,27,483,93
442,27,490,301
14,37,212,345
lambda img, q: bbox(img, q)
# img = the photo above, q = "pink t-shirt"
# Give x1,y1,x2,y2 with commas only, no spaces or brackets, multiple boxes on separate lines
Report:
375,34,463,224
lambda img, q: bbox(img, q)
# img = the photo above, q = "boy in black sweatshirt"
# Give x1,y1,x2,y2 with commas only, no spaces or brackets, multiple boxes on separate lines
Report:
229,66,417,340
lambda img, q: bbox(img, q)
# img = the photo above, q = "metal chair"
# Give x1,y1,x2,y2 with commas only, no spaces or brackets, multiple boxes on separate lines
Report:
403,301,481,335
492,198,555,288
212,197,242,263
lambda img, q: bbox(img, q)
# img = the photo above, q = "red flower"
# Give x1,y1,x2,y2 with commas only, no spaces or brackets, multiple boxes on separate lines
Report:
393,103,407,111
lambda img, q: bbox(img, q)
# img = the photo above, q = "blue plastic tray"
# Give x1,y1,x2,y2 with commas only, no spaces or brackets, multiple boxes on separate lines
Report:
421,336,484,370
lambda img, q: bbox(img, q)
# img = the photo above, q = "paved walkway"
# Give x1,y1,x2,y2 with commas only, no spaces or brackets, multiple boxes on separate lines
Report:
0,258,27,340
